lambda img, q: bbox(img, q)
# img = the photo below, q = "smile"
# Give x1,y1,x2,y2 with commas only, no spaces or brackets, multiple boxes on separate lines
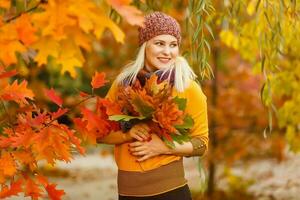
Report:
157,57,171,63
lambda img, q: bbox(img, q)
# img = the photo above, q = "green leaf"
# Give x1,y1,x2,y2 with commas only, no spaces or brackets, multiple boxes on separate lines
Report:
109,115,146,122
175,115,194,129
131,97,155,118
163,137,175,149
173,96,187,111
171,134,191,144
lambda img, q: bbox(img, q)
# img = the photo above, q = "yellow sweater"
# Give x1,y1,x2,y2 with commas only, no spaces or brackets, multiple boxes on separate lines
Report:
105,80,209,172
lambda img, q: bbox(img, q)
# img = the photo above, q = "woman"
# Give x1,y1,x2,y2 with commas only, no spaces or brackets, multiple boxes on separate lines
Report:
98,11,209,200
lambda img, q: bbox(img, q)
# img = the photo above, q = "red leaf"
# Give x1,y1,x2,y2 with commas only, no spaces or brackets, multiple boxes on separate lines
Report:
44,88,63,107
25,178,42,199
0,69,18,79
0,179,23,198
51,108,69,120
99,99,122,115
36,175,65,200
79,91,89,97
45,183,65,200
91,72,108,89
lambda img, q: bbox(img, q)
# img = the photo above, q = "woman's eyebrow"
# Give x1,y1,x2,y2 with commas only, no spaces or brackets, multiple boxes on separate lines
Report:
154,40,177,43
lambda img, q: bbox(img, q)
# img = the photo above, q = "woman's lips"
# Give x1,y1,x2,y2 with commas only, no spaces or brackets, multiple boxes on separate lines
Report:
157,57,171,64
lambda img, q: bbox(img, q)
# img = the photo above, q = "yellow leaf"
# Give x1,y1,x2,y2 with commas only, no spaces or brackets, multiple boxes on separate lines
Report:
56,39,84,78
0,23,26,66
31,0,76,40
247,0,257,16
94,15,125,43
32,36,60,66
219,30,239,49
64,27,92,51
0,0,10,9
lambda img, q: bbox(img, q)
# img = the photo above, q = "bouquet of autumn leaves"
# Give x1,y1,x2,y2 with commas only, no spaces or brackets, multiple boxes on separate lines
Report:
109,74,194,148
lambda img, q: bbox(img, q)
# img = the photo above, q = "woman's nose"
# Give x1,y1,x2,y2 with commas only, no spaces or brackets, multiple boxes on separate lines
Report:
162,47,171,55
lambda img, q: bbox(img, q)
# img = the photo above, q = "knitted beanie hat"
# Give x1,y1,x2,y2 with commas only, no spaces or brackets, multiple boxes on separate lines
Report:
138,11,181,46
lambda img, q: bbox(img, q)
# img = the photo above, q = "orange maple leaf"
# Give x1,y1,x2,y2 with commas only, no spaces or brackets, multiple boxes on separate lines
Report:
99,99,122,115
73,118,97,144
13,151,37,171
153,101,183,134
91,71,108,89
14,14,37,46
32,126,72,164
0,152,17,177
25,178,42,200
45,183,65,200
0,80,34,105
0,179,23,199
36,175,65,200
106,0,144,27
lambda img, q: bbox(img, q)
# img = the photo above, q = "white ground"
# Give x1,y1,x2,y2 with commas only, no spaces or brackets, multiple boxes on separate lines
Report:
6,149,300,200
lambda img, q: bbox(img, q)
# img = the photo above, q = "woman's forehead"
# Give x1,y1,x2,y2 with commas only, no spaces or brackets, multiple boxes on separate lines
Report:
151,35,178,43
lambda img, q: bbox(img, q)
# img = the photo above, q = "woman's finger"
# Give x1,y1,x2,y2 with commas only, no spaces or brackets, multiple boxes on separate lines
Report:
129,145,146,152
136,154,151,162
131,150,147,156
129,141,143,147
131,133,144,141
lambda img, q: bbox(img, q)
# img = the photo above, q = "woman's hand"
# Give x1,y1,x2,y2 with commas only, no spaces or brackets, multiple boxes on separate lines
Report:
129,134,171,162
127,123,151,142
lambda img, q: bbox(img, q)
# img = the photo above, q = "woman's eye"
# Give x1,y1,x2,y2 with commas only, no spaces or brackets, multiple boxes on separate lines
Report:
156,42,163,46
170,44,177,47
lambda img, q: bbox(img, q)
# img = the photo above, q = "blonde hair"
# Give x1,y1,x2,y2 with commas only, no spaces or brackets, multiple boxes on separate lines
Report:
116,42,197,92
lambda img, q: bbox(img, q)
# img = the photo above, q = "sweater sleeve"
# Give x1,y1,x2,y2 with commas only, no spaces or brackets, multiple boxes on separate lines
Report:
185,81,209,156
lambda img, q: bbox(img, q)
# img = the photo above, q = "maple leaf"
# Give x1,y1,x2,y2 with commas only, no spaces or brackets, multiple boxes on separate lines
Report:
51,108,69,120
0,69,18,79
32,126,73,164
80,107,110,132
153,101,184,134
31,0,76,39
79,91,89,97
10,130,33,148
91,72,108,89
0,179,23,199
36,175,65,200
0,24,27,66
15,14,37,46
25,178,43,200
60,124,85,155
31,36,60,66
99,99,122,115
0,0,10,9
130,91,155,118
0,80,34,105
13,151,37,171
73,117,97,144
45,183,65,200
106,0,145,27
57,39,85,78
44,88,63,107
0,152,17,177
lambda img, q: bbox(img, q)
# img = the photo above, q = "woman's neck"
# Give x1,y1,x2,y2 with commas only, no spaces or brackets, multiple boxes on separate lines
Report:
144,63,155,73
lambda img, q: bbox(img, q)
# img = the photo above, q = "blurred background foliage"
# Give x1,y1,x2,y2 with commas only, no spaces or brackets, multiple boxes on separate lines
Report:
0,0,299,199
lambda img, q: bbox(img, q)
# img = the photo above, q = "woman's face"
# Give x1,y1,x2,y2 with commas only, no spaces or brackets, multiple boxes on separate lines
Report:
145,34,179,71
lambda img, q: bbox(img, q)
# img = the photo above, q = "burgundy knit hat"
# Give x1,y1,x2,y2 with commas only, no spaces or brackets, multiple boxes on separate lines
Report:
138,11,181,46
